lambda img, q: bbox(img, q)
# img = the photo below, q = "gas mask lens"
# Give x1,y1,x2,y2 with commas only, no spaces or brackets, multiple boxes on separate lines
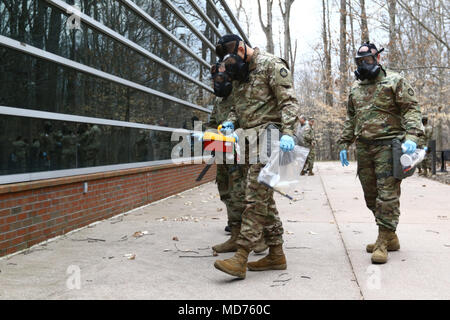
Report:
355,55,376,66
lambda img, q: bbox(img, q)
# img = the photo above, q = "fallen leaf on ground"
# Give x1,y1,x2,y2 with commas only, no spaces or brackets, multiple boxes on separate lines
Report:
213,251,218,256
285,231,294,235
124,253,136,260
309,231,318,235
216,208,223,212
133,231,150,238
173,236,179,241
426,230,440,234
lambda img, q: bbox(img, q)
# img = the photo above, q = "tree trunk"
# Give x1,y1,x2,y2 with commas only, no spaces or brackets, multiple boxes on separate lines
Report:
387,0,399,68
257,0,274,54
360,0,369,42
279,0,296,75
339,0,347,107
322,0,333,107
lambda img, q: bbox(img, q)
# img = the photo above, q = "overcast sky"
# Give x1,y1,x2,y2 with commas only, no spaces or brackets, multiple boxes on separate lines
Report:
228,0,390,69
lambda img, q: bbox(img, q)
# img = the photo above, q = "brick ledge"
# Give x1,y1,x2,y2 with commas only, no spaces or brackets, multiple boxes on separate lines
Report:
0,161,209,195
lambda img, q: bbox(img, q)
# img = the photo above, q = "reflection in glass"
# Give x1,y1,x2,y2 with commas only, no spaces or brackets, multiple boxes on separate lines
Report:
0,116,191,176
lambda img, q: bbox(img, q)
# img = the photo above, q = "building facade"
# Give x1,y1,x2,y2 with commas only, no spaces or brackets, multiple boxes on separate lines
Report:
0,0,249,256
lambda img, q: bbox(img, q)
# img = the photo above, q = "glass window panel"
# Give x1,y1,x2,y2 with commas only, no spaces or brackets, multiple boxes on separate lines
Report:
0,115,192,175
0,46,210,127
0,0,212,103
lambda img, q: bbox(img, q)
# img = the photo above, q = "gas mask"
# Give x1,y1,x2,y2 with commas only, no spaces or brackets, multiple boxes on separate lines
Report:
354,43,385,81
216,38,250,83
211,62,232,98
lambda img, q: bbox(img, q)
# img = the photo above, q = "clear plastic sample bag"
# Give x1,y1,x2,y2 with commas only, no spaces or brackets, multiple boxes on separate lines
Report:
258,142,310,189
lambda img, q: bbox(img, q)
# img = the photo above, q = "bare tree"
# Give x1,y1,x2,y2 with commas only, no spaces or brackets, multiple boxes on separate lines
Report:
339,0,348,106
360,0,369,42
257,0,275,54
322,0,333,107
279,0,297,75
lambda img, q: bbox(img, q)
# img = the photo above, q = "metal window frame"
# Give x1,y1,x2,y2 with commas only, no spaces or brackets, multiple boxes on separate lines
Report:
205,0,233,35
119,0,211,69
0,35,211,114
161,0,216,52
46,0,213,93
0,106,201,133
186,0,221,38
218,0,252,46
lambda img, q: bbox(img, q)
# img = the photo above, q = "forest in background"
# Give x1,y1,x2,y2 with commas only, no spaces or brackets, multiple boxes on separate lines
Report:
231,0,449,160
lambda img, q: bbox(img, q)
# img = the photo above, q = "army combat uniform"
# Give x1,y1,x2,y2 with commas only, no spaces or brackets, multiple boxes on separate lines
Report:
418,123,433,175
338,69,423,232
208,96,246,230
225,48,300,251
301,122,316,174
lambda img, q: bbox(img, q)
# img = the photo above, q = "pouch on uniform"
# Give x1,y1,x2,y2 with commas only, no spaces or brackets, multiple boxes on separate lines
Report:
392,138,416,180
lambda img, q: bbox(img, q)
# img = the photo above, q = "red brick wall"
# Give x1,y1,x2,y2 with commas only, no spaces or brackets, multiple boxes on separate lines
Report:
0,163,216,257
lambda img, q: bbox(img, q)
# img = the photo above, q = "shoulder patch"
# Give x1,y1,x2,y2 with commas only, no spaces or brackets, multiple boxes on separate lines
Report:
408,88,415,96
280,68,288,78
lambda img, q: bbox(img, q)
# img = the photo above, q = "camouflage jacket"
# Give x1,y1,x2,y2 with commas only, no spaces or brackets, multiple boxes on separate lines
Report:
208,96,235,130
226,48,300,136
418,124,433,147
303,123,315,147
338,69,423,150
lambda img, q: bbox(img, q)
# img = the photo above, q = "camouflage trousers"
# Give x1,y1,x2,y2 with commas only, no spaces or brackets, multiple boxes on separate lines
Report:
304,147,315,172
236,161,284,250
356,142,402,231
216,164,246,227
418,153,432,171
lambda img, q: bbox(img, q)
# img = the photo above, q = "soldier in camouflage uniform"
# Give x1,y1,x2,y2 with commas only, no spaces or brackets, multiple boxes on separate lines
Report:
39,121,55,171
11,136,28,173
300,117,316,175
203,63,267,254
338,42,423,264
212,34,300,279
418,115,433,176
79,124,101,167
61,123,78,169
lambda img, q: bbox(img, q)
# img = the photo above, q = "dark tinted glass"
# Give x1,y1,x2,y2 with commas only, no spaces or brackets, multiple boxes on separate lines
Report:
0,46,209,128
0,115,192,175
0,0,213,104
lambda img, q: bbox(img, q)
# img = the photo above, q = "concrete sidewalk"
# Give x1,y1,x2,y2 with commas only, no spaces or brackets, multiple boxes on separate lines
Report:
0,162,449,300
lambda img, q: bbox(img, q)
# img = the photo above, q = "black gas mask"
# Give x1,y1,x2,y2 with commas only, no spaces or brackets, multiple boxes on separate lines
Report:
354,42,385,81
211,62,232,98
216,35,250,83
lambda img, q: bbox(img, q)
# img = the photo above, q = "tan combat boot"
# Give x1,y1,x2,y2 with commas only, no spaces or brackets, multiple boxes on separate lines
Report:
371,226,397,264
300,170,306,176
308,171,314,176
214,247,249,279
247,245,287,271
366,232,400,253
212,225,240,253
253,237,268,254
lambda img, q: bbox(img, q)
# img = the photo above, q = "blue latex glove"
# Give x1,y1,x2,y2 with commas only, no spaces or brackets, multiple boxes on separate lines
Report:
402,140,417,154
280,135,295,152
220,121,234,135
340,150,349,167
192,132,204,142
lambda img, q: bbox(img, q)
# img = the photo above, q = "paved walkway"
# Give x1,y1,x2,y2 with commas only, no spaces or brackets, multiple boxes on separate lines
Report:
1,162,449,300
